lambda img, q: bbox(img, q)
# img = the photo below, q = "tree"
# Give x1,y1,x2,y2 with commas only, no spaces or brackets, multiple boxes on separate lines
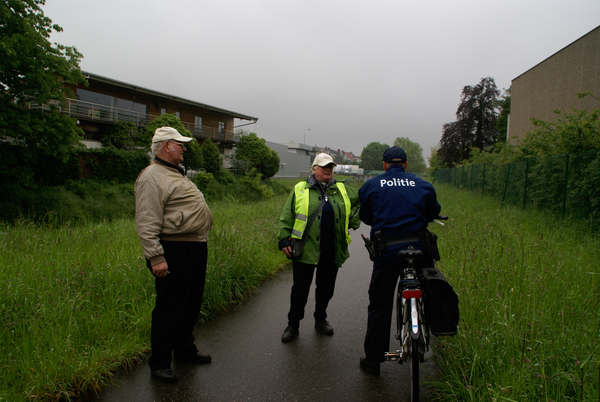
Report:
427,146,444,176
0,0,86,162
144,113,203,171
260,149,280,178
438,77,500,167
437,121,463,167
200,138,222,174
230,133,280,178
360,142,389,171
102,122,138,149
393,137,427,173
495,88,511,143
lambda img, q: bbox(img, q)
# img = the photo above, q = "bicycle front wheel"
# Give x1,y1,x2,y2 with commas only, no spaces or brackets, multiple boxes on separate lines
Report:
410,336,420,402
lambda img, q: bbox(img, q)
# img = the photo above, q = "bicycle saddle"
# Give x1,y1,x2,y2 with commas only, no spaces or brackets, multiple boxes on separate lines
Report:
398,248,423,260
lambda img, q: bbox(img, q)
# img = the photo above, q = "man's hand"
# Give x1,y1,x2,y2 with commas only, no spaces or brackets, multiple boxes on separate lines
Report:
152,261,170,278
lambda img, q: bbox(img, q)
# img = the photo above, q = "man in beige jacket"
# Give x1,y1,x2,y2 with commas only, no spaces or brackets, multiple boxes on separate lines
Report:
135,126,213,383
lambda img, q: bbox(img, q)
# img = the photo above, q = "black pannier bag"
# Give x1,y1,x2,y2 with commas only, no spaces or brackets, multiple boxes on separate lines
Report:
421,267,459,336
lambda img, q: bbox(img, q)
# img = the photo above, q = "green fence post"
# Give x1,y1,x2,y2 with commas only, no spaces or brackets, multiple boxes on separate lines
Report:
502,163,511,203
482,164,486,196
562,154,570,218
470,164,474,191
453,167,456,187
523,158,529,210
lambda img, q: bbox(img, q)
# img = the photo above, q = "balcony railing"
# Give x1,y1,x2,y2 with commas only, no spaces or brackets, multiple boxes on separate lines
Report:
30,99,241,143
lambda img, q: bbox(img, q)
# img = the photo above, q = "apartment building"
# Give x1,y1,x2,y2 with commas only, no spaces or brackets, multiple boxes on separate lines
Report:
58,71,258,159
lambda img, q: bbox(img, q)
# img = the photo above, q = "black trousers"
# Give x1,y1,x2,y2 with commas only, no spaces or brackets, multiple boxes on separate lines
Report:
287,254,339,328
364,253,434,363
146,241,208,371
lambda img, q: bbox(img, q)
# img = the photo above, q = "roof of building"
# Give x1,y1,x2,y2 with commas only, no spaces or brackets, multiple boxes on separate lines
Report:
82,71,259,122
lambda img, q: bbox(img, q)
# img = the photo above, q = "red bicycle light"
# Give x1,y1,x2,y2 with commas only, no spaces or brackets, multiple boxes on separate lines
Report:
402,289,422,299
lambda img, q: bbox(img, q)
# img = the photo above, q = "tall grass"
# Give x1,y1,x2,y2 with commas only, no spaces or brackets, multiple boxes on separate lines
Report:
5,180,597,401
202,196,289,319
430,184,600,401
1,220,152,401
1,196,289,401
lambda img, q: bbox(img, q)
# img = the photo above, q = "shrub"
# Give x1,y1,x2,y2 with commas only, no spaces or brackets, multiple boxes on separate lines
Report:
213,168,235,185
240,169,274,200
192,171,214,193
78,147,149,183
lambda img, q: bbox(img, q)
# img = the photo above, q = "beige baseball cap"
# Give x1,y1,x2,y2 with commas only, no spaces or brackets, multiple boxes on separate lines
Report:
311,153,337,167
152,127,194,143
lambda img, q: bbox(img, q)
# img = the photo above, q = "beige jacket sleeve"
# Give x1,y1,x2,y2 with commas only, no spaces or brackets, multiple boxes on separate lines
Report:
135,178,168,266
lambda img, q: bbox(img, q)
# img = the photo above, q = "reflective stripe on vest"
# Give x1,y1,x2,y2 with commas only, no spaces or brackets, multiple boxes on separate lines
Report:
291,182,309,239
291,181,352,245
337,183,352,245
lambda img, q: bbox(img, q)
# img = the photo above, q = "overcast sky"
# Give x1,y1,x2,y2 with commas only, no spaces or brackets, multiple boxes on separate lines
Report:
43,0,599,160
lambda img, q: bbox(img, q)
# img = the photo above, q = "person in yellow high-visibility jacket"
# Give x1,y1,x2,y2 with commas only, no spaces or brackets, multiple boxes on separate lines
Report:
277,153,360,342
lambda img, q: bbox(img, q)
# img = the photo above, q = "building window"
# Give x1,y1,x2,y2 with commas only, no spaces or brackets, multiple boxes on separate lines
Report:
175,111,181,119
161,108,166,115
114,98,147,122
76,89,147,123
195,116,203,136
218,122,225,138
77,88,112,106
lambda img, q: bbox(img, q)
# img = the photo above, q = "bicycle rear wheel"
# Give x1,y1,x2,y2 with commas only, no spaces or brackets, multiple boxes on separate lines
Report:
410,336,420,402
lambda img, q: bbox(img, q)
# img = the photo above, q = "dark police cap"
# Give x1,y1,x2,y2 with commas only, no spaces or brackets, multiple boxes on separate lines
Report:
382,146,407,163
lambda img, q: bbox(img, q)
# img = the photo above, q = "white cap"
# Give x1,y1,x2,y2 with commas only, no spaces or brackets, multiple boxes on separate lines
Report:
311,153,337,167
152,127,194,143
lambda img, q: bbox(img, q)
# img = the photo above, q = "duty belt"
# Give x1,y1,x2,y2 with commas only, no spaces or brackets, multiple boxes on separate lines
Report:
383,233,424,247
363,231,428,262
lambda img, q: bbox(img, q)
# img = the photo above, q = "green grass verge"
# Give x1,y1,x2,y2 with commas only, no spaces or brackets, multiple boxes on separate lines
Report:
3,182,598,401
1,220,152,400
429,184,600,402
0,196,289,401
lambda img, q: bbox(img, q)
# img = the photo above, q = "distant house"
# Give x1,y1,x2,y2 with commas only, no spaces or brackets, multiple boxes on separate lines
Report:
343,150,361,164
313,147,361,164
314,146,330,155
314,146,341,163
508,25,600,142
41,71,258,160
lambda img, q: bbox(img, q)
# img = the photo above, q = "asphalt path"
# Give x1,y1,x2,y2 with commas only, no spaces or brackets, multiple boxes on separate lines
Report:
80,225,436,402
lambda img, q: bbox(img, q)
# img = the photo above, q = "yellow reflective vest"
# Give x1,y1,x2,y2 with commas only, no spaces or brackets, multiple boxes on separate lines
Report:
291,181,352,246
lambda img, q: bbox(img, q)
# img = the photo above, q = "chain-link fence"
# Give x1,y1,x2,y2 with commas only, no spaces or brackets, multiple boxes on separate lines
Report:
433,151,600,224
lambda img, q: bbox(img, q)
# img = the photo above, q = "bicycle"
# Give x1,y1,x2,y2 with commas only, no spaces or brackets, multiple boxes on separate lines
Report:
383,215,448,402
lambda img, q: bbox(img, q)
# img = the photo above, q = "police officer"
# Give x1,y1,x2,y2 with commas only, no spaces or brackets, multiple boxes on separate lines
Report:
358,146,441,375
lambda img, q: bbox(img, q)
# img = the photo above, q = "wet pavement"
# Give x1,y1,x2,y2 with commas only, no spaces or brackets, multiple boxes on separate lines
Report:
80,225,436,401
